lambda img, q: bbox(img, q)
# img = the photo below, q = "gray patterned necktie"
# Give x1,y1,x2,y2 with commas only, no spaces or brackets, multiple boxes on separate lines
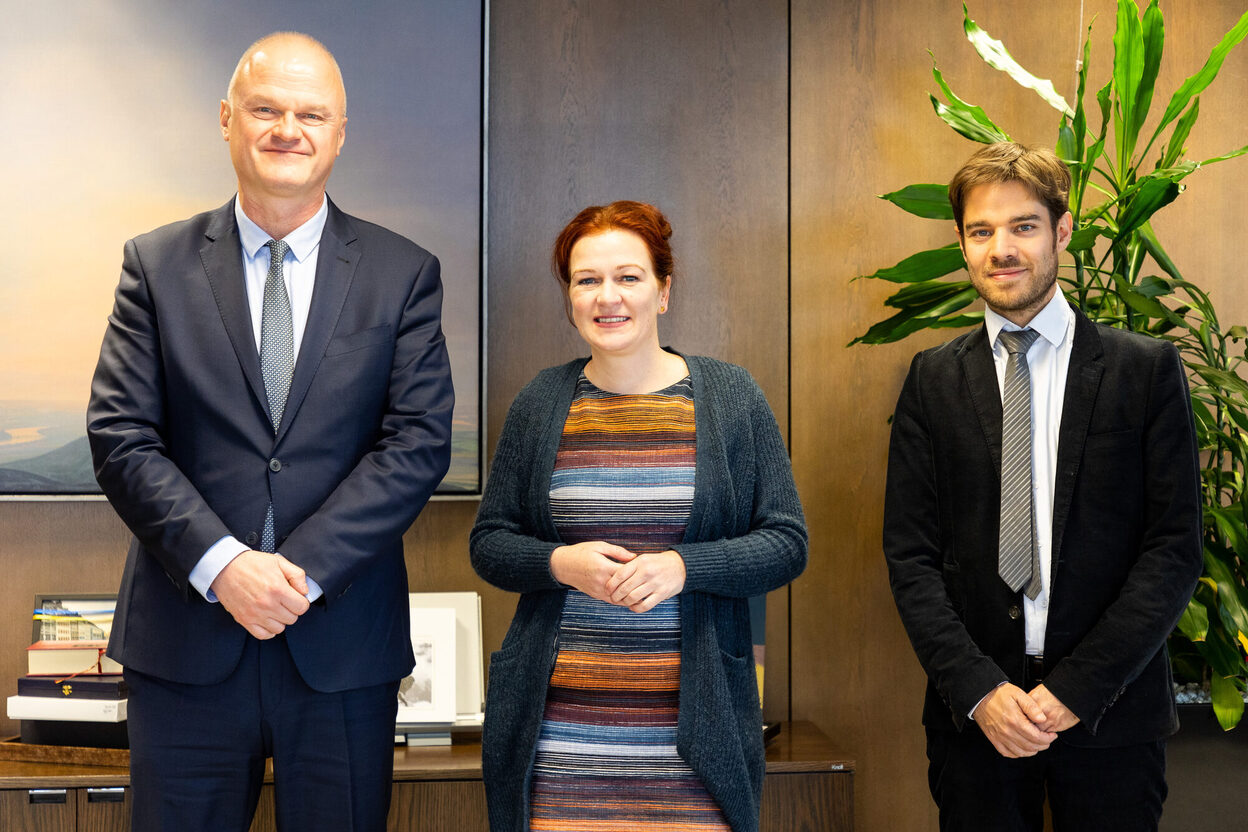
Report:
259,239,292,552
998,328,1043,600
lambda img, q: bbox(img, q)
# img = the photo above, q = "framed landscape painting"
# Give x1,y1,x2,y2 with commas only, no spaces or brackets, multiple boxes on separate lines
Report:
0,0,483,496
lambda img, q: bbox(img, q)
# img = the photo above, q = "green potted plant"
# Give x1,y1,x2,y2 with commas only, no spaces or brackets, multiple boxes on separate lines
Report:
851,0,1248,730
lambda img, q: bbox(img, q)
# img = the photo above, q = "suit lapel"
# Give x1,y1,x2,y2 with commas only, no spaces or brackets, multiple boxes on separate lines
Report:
958,325,1004,472
276,200,360,443
200,200,270,417
1050,310,1105,572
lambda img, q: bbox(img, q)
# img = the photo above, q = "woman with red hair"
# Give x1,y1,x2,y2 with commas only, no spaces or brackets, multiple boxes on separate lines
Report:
471,200,807,832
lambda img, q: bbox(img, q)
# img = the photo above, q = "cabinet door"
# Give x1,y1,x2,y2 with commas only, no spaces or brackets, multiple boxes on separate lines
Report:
760,772,854,832
0,787,77,832
387,781,489,831
78,786,130,832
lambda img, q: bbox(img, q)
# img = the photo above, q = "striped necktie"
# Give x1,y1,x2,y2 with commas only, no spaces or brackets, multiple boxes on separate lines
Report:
259,239,292,552
998,328,1042,600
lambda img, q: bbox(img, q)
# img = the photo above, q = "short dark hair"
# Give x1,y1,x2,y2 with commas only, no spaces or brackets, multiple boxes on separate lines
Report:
949,142,1070,232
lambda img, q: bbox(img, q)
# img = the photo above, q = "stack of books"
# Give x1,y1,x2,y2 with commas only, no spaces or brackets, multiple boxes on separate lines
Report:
6,599,128,748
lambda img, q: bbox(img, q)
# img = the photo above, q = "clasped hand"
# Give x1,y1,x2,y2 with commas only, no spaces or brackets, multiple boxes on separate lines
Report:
972,682,1081,759
210,550,311,639
550,541,685,613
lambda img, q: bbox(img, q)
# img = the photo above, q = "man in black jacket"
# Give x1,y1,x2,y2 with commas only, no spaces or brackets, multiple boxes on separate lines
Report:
884,142,1201,831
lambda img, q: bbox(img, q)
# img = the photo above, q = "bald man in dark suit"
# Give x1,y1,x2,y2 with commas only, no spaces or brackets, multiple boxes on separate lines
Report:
88,32,453,831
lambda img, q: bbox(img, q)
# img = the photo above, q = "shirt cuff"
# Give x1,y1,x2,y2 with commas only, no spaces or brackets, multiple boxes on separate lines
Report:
189,536,249,602
189,537,325,603
303,575,324,602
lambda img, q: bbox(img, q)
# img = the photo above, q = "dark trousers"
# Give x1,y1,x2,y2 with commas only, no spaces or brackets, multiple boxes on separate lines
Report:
125,634,400,832
927,726,1167,832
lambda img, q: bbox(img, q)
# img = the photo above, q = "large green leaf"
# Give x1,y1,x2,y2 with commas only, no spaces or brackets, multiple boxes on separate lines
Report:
885,279,976,310
929,95,1011,144
931,312,984,329
1198,626,1248,681
1067,225,1104,252
849,284,979,346
963,4,1073,117
1136,222,1182,281
855,244,965,284
1205,544,1248,635
1198,144,1248,166
1190,365,1248,398
1211,672,1246,731
1110,175,1182,246
1113,0,1146,164
1111,274,1186,327
1070,25,1094,165
1136,275,1174,299
1178,597,1210,642
880,184,954,220
1134,0,1164,140
1160,98,1201,170
1057,122,1079,167
1153,7,1248,140
931,63,1005,141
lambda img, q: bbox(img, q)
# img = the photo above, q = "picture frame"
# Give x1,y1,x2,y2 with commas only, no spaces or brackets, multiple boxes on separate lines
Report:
31,593,118,643
396,606,457,726
408,592,484,721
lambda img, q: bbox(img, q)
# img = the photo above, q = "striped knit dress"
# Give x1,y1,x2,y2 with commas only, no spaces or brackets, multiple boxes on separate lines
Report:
529,373,730,831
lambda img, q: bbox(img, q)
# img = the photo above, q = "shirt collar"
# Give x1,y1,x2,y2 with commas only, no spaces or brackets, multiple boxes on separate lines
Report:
234,195,329,263
984,289,1073,351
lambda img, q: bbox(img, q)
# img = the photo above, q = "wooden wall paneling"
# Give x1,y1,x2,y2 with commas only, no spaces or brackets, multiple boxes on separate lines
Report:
789,2,1248,830
486,0,791,447
486,0,793,710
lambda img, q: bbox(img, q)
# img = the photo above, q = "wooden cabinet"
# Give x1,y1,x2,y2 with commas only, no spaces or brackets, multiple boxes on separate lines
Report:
2,722,852,831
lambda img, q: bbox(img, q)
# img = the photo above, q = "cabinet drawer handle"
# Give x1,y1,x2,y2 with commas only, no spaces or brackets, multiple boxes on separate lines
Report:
28,788,68,804
87,787,127,803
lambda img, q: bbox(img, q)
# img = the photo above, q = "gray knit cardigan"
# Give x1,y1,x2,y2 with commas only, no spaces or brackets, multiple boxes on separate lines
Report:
470,352,808,832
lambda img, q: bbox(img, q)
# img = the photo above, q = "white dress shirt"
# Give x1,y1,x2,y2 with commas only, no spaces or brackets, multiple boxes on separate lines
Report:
984,290,1076,655
187,196,329,603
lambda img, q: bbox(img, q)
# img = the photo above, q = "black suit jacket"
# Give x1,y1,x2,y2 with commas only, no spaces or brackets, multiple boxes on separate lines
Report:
88,198,454,692
884,306,1201,747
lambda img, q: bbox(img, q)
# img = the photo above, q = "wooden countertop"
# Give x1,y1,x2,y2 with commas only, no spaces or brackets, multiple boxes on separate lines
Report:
2,720,853,788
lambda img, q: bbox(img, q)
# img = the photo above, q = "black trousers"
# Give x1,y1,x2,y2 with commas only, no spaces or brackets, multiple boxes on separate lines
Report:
125,634,400,832
927,726,1167,832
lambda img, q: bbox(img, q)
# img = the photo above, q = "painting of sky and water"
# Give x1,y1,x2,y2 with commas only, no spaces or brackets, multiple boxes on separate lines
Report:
0,0,482,495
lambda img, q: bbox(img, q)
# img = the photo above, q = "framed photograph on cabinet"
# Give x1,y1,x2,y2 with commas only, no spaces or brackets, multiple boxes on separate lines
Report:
31,593,117,643
408,591,483,721
396,606,457,726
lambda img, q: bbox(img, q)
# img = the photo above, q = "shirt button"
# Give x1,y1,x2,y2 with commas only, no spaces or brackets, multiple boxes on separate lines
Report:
269,458,282,472
1008,605,1022,620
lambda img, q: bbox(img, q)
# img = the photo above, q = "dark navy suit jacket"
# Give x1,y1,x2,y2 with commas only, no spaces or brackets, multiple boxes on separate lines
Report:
884,307,1201,747
88,197,454,692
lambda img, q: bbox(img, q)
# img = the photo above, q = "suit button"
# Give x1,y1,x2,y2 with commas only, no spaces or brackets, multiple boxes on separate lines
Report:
244,532,259,546
269,458,282,472
1007,605,1022,620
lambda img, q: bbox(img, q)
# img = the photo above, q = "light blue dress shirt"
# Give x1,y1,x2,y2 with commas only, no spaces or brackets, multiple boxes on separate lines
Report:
187,196,329,603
